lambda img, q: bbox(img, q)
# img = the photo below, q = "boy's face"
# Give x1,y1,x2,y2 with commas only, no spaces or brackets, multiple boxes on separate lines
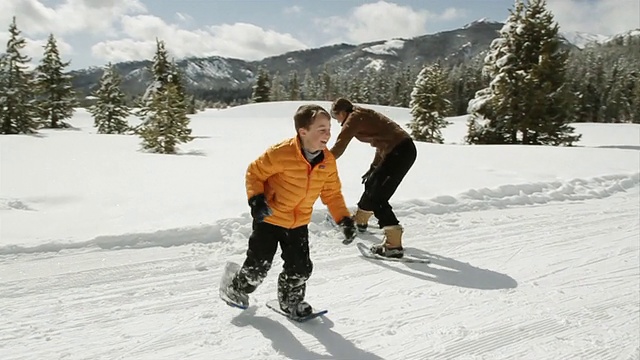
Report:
299,113,331,152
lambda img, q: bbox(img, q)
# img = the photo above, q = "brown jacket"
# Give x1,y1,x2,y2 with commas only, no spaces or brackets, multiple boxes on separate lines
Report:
330,107,410,166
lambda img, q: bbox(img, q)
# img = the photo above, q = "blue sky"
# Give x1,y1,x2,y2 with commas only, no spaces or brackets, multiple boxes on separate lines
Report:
1,0,638,70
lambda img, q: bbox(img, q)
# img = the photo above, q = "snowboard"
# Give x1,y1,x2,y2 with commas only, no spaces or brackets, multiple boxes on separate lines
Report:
219,261,249,310
356,242,431,264
265,299,328,322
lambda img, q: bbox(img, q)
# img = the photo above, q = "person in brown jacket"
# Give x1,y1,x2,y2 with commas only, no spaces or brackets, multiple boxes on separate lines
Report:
220,104,356,318
330,98,417,258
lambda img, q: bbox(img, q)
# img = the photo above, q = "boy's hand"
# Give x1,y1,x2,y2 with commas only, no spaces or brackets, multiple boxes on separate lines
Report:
248,194,272,222
338,217,357,244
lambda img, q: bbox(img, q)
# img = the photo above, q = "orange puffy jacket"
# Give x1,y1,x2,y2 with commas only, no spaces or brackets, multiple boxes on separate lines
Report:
246,136,351,229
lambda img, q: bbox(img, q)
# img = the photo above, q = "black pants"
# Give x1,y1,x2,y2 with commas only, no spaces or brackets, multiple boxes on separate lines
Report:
358,138,417,228
232,221,312,307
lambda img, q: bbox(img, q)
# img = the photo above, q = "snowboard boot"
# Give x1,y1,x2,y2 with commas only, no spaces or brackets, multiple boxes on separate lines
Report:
277,272,312,317
354,208,374,232
280,301,313,318
221,276,249,308
371,224,404,258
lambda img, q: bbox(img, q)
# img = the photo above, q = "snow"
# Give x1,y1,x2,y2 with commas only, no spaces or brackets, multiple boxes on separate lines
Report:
364,59,385,71
560,31,610,49
184,59,232,79
1,101,639,359
362,39,405,56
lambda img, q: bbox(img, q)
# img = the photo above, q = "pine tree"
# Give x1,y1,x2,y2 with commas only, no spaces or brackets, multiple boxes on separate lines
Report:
137,39,193,154
288,70,300,100
319,65,333,100
137,39,172,125
347,75,364,103
0,17,37,134
466,0,580,146
302,69,315,100
390,66,413,107
89,63,130,134
168,60,189,113
466,2,524,145
34,33,77,129
518,0,579,145
360,69,377,104
251,66,270,102
270,71,285,101
408,63,452,143
139,82,193,154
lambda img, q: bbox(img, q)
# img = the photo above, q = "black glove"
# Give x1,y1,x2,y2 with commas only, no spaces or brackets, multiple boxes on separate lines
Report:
338,216,357,244
248,194,272,222
361,164,376,184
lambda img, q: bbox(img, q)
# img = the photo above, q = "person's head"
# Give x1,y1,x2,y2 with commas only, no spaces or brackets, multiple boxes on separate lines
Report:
294,104,332,152
330,98,354,124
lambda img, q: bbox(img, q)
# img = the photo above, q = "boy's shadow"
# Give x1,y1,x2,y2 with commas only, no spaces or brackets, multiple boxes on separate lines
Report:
231,307,383,360
358,234,518,290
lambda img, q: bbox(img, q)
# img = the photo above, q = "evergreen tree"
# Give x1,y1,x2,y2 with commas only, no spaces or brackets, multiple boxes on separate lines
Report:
269,71,285,101
466,2,524,145
319,65,333,100
391,66,413,107
408,63,452,143
0,17,37,134
251,66,270,102
152,39,170,85
34,33,77,129
302,69,315,100
360,69,377,104
518,0,579,145
287,70,300,100
467,0,580,146
139,83,193,154
348,75,365,103
89,63,130,134
137,39,172,124
168,60,189,113
137,39,193,153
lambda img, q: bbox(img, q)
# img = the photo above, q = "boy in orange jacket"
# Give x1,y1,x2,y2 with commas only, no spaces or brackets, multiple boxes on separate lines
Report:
221,104,356,318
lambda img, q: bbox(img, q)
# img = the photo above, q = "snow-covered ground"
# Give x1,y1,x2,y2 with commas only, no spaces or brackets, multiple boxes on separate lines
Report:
1,102,638,359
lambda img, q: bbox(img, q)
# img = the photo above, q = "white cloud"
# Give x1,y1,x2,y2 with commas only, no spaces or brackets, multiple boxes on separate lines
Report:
0,0,146,37
547,0,639,35
321,1,464,44
0,30,73,67
91,15,309,63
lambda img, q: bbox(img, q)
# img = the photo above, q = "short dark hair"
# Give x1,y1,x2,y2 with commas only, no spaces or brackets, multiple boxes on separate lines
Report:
330,98,354,118
294,104,330,131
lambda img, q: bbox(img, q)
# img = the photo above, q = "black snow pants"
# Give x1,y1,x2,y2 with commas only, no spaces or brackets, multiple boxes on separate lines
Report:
358,137,417,228
232,221,312,307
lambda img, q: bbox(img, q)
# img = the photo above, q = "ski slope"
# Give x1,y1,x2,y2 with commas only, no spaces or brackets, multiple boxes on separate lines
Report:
1,102,639,359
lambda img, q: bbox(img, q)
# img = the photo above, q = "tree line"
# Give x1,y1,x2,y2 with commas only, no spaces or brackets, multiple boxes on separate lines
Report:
1,0,638,149
0,17,194,153
250,0,639,145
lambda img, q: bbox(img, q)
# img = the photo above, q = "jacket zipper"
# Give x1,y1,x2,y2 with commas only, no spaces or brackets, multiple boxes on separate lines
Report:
292,162,313,227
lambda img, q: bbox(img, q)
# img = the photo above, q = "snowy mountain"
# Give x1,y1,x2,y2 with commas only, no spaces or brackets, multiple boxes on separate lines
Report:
560,28,640,48
69,21,505,97
1,102,638,359
559,31,610,49
68,22,637,102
